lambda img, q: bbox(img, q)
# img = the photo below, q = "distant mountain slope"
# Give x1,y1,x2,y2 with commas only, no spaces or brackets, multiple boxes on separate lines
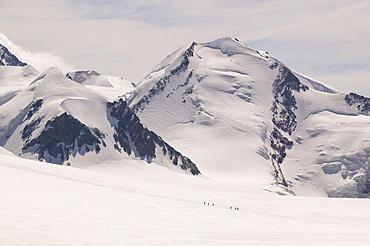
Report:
0,43,39,106
66,70,135,100
0,65,39,106
67,70,135,88
127,37,370,197
0,67,199,175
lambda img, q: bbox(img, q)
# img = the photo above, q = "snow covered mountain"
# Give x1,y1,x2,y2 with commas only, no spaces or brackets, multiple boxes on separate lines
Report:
2,37,370,197
0,61,199,175
0,65,39,106
66,70,135,100
0,43,39,106
66,70,134,88
127,37,370,197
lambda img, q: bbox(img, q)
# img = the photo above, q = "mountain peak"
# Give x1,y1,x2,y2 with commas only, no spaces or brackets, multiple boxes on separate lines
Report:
202,36,245,46
0,44,27,66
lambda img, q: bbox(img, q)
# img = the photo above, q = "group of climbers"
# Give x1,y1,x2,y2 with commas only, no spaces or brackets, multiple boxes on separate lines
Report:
203,202,240,211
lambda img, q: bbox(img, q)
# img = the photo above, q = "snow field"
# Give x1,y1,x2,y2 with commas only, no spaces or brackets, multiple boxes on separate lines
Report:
2,153,370,245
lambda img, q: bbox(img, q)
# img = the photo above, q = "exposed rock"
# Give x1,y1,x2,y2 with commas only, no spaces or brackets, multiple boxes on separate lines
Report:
108,98,200,175
345,92,370,114
270,128,293,165
21,117,43,143
0,44,27,66
271,65,309,135
269,65,308,186
22,113,106,164
25,99,43,121
66,70,101,84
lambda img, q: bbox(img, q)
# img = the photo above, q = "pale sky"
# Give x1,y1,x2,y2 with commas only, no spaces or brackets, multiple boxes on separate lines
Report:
1,0,369,95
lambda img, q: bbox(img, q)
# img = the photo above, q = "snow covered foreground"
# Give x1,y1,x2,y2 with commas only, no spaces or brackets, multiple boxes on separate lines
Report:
1,150,370,245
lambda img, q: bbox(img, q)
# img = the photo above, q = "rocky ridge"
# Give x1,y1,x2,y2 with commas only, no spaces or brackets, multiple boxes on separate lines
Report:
0,44,27,66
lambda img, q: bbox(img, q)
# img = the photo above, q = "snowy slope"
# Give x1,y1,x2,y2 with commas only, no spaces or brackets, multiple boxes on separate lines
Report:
0,65,39,106
284,91,370,197
66,70,135,100
0,42,39,106
129,38,278,193
128,37,370,197
2,148,370,245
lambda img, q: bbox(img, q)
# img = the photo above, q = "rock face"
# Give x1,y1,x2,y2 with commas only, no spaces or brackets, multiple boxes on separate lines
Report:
66,70,101,84
271,65,309,135
108,99,200,175
22,112,106,164
0,44,27,66
345,92,370,114
269,65,309,185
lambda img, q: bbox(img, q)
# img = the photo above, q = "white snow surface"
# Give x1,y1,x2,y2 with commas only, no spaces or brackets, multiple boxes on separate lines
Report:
0,65,39,106
1,149,370,245
67,70,135,100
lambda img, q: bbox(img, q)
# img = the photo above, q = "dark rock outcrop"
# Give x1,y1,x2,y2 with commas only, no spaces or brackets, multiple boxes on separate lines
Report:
0,44,27,66
22,113,106,164
108,98,200,175
270,128,293,165
345,92,370,114
25,99,43,121
66,70,101,84
271,66,309,135
269,65,308,186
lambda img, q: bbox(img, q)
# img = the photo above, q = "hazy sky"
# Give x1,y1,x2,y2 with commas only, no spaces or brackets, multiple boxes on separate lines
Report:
1,0,369,95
